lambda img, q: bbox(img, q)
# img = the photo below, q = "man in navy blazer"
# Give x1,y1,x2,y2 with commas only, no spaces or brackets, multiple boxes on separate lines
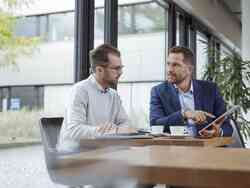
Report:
150,46,233,137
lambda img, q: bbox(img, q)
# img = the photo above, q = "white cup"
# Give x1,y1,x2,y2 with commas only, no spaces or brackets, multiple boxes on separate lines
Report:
170,126,186,136
151,125,164,134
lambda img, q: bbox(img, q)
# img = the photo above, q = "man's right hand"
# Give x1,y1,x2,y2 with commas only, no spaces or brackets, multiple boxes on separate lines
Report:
96,122,137,135
183,110,215,124
96,122,116,135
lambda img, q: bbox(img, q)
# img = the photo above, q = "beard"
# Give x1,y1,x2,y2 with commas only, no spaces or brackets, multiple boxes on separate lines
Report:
105,76,119,87
167,73,186,85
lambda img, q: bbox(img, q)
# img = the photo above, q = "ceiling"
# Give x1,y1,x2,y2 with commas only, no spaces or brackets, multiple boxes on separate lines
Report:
221,0,241,22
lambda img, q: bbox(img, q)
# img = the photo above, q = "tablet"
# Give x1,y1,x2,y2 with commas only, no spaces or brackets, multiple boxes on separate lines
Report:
198,105,240,135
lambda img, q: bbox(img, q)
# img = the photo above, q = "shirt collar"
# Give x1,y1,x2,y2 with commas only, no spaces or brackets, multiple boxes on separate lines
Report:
174,81,193,94
89,74,110,93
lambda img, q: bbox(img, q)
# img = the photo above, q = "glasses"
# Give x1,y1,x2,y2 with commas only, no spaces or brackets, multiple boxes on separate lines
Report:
104,65,124,72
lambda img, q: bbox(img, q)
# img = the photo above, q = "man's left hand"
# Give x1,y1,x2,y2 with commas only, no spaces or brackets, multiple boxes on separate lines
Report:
199,117,226,138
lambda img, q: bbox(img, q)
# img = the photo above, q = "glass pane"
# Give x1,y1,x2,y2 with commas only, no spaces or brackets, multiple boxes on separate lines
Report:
118,82,161,129
40,15,48,41
220,44,233,59
0,1,75,145
176,12,180,46
10,87,44,110
118,1,168,81
48,12,74,41
196,31,208,80
94,1,105,47
15,17,38,37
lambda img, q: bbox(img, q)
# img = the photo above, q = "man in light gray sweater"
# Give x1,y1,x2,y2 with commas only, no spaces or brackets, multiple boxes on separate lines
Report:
59,44,134,147
58,44,153,188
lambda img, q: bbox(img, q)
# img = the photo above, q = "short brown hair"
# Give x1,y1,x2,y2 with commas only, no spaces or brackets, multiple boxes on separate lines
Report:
169,46,194,65
89,44,121,72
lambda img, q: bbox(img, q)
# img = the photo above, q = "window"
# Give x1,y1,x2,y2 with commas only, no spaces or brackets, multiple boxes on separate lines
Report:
94,1,105,47
15,16,38,37
117,1,168,128
118,2,165,35
0,86,44,111
196,31,208,80
0,88,10,111
39,15,49,40
48,12,74,41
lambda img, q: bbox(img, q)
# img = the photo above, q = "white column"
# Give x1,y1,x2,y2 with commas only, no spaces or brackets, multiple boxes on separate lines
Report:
242,0,250,60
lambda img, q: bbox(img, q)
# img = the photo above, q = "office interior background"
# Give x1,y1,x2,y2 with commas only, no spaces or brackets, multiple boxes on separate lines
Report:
0,0,250,137
0,0,249,133
0,0,250,187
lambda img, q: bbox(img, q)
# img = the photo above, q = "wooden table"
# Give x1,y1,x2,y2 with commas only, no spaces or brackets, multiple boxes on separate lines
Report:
80,136,234,148
55,145,250,188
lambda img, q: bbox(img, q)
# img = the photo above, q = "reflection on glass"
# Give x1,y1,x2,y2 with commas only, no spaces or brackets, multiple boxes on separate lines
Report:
118,3,165,35
94,7,104,47
2,10,75,144
117,1,168,129
48,12,74,41
118,82,161,129
118,1,167,81
176,12,180,46
196,31,208,80
15,17,38,37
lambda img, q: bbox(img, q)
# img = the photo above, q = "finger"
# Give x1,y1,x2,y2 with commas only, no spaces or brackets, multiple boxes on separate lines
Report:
195,112,205,124
199,130,208,137
107,123,115,132
206,129,217,137
99,122,109,135
97,124,106,135
204,112,216,118
199,112,207,123
103,123,112,134
211,125,220,136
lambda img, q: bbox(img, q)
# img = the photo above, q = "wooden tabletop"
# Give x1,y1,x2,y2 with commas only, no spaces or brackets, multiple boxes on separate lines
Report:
80,136,234,148
55,145,250,188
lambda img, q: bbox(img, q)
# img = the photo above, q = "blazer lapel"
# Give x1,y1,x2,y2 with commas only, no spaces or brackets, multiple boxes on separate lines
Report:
193,80,202,110
168,84,181,111
172,87,181,111
161,83,181,112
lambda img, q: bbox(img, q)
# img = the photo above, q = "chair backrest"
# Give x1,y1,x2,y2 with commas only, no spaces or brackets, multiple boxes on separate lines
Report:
39,117,64,169
39,117,63,150
39,117,87,186
229,119,245,148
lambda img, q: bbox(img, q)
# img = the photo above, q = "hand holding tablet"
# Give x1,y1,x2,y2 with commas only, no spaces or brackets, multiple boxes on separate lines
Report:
198,105,240,137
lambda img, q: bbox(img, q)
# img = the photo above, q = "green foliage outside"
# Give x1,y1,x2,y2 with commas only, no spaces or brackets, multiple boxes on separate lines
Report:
202,44,250,139
0,0,39,67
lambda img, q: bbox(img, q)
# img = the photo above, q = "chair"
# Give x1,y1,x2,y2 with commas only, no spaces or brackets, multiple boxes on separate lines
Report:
39,117,83,187
228,119,245,148
39,117,152,188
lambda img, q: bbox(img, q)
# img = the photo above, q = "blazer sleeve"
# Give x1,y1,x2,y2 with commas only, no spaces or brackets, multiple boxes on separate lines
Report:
213,84,233,136
150,86,185,126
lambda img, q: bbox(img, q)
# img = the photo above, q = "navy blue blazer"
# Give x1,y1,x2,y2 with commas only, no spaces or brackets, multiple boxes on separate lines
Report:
150,80,233,136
